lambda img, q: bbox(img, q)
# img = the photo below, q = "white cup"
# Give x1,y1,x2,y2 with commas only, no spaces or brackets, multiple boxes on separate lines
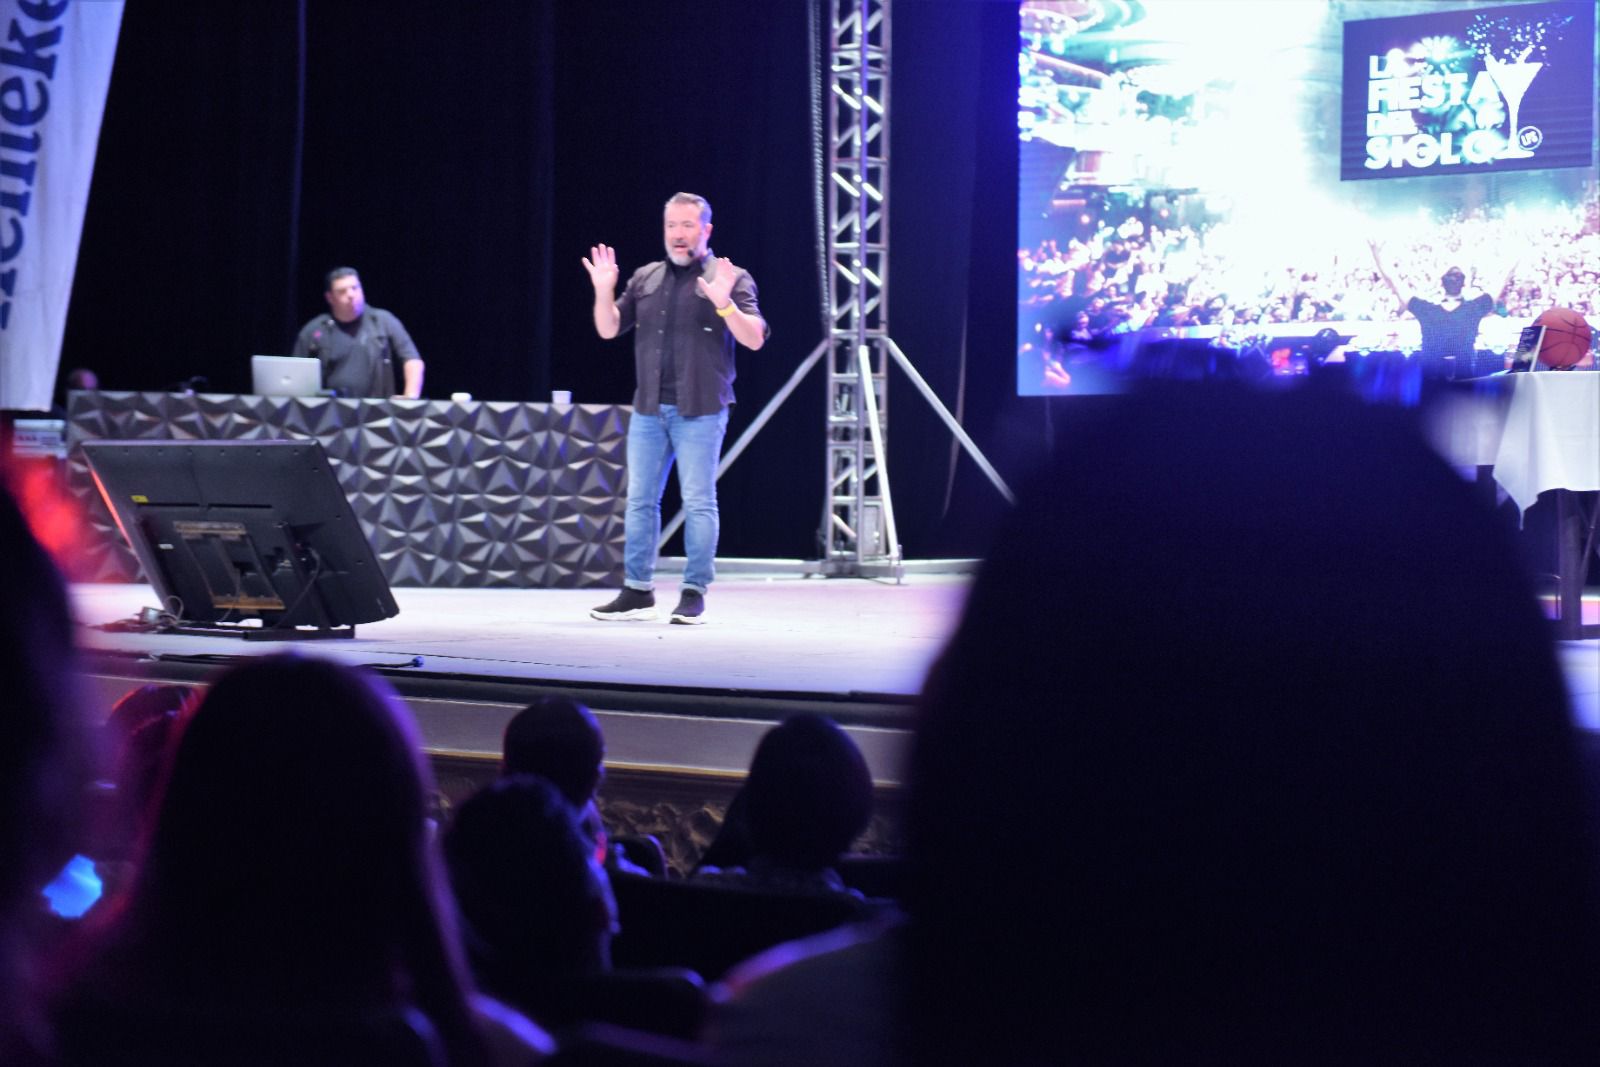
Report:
450,392,472,403
551,390,573,405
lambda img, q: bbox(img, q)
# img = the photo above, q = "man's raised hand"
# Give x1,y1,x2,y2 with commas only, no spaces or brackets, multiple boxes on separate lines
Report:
583,244,620,292
696,256,738,308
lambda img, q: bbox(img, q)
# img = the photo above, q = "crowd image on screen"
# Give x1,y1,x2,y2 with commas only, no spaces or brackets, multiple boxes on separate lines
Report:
1020,199,1598,344
1024,199,1600,323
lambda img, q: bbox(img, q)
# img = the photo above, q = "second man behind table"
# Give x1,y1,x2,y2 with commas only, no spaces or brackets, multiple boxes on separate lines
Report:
292,267,425,399
582,192,768,626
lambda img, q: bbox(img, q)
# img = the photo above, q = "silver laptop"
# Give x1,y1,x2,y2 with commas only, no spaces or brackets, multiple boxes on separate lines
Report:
251,355,323,397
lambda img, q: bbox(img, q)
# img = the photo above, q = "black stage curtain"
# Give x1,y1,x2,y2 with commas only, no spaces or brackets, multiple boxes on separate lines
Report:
63,0,1028,561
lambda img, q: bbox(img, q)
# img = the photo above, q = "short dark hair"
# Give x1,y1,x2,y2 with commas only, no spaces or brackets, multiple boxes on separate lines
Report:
743,713,872,869
324,267,360,291
501,697,605,807
444,774,612,980
664,192,711,225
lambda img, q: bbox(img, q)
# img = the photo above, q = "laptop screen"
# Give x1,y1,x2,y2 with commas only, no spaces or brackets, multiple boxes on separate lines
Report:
1507,326,1545,373
251,355,323,397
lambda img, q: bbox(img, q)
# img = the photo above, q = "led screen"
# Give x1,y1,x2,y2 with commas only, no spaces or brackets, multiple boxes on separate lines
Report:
1017,0,1599,396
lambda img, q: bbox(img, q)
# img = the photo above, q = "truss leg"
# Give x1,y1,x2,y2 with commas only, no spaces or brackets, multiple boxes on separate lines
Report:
885,337,1015,505
855,343,901,571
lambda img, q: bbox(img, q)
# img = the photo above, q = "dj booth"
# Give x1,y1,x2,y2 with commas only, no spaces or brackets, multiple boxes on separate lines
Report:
66,391,628,589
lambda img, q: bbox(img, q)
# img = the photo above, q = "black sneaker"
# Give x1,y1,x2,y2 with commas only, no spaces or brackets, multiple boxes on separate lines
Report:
670,589,706,625
590,588,657,622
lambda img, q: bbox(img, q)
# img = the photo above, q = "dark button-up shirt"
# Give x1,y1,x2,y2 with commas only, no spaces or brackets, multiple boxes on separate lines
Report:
615,255,765,417
1408,293,1493,361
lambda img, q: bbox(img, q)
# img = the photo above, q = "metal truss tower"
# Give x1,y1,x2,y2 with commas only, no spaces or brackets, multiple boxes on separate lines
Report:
820,0,897,576
818,0,1013,577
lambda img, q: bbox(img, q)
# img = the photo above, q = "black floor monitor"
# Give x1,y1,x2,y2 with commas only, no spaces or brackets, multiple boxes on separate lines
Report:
82,439,399,639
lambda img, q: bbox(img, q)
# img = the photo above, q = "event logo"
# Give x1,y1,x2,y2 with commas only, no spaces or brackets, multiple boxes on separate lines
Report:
1363,10,1572,171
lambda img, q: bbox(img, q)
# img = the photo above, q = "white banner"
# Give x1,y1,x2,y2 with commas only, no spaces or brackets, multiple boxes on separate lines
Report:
0,0,122,412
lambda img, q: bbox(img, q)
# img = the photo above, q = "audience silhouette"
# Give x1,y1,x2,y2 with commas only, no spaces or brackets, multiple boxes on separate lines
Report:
693,714,873,895
52,653,553,1066
444,774,707,1043
445,774,619,1013
0,485,93,1064
502,697,614,862
903,382,1600,1064
503,697,607,812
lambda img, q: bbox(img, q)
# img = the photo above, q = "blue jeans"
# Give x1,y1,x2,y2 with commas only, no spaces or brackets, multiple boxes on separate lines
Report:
624,404,728,594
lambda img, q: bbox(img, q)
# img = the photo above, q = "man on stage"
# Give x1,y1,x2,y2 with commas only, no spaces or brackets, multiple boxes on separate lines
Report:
1368,241,1515,364
582,192,768,625
292,268,425,399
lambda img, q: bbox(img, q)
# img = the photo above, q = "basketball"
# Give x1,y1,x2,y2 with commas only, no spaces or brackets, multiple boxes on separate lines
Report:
1534,307,1593,369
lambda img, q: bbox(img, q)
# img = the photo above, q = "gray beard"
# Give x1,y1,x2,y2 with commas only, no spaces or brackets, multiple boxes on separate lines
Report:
668,249,693,266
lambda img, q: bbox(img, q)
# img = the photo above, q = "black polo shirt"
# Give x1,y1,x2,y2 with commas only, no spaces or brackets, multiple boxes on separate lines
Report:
290,307,421,398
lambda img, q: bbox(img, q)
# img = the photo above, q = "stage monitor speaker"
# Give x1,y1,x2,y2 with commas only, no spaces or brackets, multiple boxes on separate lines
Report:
82,439,398,639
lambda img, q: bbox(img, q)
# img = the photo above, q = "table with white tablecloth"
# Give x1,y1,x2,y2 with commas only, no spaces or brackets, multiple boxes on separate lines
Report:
1491,372,1600,515
1489,373,1600,639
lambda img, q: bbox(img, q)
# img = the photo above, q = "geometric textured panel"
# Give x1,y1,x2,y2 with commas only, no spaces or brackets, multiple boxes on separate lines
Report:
66,391,628,588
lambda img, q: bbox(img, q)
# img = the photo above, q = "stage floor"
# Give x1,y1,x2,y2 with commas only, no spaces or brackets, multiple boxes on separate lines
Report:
67,578,1600,789
69,576,971,786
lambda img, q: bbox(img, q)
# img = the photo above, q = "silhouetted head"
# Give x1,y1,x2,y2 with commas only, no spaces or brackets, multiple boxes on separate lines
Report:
0,485,91,1049
64,367,98,392
444,774,617,992
905,383,1600,1063
116,653,479,1046
1441,266,1466,296
743,714,873,871
501,697,605,809
1,486,88,900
